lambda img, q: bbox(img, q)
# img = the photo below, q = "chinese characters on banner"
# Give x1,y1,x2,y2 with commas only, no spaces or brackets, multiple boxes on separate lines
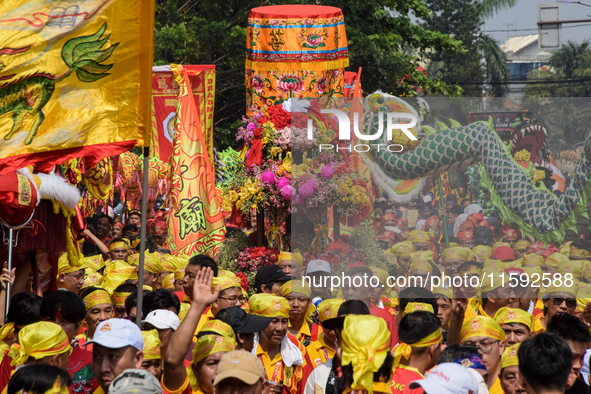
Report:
0,0,154,175
167,65,225,257
150,65,215,165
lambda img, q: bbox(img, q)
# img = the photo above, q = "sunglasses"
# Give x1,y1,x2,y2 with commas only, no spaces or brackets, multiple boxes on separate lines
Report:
551,297,577,308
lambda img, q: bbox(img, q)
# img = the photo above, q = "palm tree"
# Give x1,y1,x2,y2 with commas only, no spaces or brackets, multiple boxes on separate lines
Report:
549,40,591,78
479,0,517,17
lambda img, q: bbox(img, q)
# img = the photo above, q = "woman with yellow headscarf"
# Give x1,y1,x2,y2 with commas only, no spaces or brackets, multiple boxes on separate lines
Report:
339,315,392,394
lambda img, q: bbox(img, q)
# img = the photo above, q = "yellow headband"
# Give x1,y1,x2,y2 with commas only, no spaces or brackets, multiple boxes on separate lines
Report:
570,246,591,258
174,267,186,281
83,289,112,311
144,252,164,274
390,241,414,257
162,274,175,290
84,254,105,271
403,302,434,316
500,343,520,370
407,231,432,243
317,298,344,323
212,270,241,292
393,328,442,373
494,307,534,331
112,292,132,307
142,329,161,360
278,251,303,267
514,240,531,250
409,253,433,273
545,252,569,268
57,252,83,277
522,253,544,267
433,286,453,300
82,269,102,289
441,247,473,263
461,316,505,342
101,261,137,295
341,315,390,393
127,254,140,267
188,335,235,393
558,260,584,277
248,294,290,318
198,320,236,342
109,240,129,251
281,280,311,298
192,334,235,365
472,245,492,260
9,322,71,366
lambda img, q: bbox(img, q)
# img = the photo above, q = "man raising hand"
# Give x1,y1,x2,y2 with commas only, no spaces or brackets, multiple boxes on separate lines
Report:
162,267,220,394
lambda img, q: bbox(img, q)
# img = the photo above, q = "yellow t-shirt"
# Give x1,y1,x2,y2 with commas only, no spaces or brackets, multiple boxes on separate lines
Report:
489,377,503,394
256,343,304,394
305,333,336,368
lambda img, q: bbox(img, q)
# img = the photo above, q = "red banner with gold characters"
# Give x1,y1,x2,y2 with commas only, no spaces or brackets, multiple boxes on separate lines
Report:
150,65,215,164
0,0,155,175
167,64,225,257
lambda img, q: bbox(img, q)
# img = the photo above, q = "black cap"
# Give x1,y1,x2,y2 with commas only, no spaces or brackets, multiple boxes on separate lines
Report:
213,306,272,335
321,300,370,330
128,209,142,218
473,226,493,244
254,265,291,288
485,217,501,234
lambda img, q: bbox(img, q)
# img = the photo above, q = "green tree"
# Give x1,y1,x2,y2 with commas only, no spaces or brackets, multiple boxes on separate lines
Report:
522,41,591,144
153,0,465,151
421,0,510,97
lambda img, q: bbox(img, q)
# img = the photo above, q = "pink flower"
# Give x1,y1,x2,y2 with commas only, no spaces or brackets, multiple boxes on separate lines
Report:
333,70,340,79
317,77,328,94
276,74,305,94
252,76,264,92
260,171,276,185
306,34,323,46
281,185,292,201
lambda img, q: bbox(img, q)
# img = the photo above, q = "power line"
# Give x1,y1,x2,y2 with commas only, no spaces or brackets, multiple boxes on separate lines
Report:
445,77,591,85
482,23,591,32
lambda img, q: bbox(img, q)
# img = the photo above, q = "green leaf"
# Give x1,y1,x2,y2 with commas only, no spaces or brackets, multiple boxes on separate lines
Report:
76,68,109,83
74,59,113,74
62,23,107,67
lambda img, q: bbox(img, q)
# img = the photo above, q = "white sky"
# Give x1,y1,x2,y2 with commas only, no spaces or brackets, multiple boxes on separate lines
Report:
484,0,591,45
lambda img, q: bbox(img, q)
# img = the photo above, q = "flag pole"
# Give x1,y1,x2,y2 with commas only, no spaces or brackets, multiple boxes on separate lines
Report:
136,146,150,327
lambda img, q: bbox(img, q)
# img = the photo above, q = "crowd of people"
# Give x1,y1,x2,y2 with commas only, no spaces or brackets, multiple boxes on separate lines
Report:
1,194,591,394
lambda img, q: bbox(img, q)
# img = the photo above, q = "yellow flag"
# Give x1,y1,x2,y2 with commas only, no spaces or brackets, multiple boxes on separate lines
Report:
0,0,155,174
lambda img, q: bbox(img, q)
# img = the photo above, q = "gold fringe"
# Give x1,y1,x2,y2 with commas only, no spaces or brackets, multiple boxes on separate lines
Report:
245,58,349,72
170,64,185,87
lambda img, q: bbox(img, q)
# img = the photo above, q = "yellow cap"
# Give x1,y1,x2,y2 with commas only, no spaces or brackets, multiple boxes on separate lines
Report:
390,241,414,257
317,299,344,323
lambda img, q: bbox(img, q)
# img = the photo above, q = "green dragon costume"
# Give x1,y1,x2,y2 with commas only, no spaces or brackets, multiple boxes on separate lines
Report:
368,114,591,243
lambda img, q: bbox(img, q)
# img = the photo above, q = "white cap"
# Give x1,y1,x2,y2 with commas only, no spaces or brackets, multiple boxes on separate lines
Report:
423,195,433,203
141,309,180,331
87,318,144,351
409,363,478,394
306,259,331,274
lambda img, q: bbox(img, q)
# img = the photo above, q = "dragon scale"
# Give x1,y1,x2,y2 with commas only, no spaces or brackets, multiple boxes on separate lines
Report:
370,119,591,240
